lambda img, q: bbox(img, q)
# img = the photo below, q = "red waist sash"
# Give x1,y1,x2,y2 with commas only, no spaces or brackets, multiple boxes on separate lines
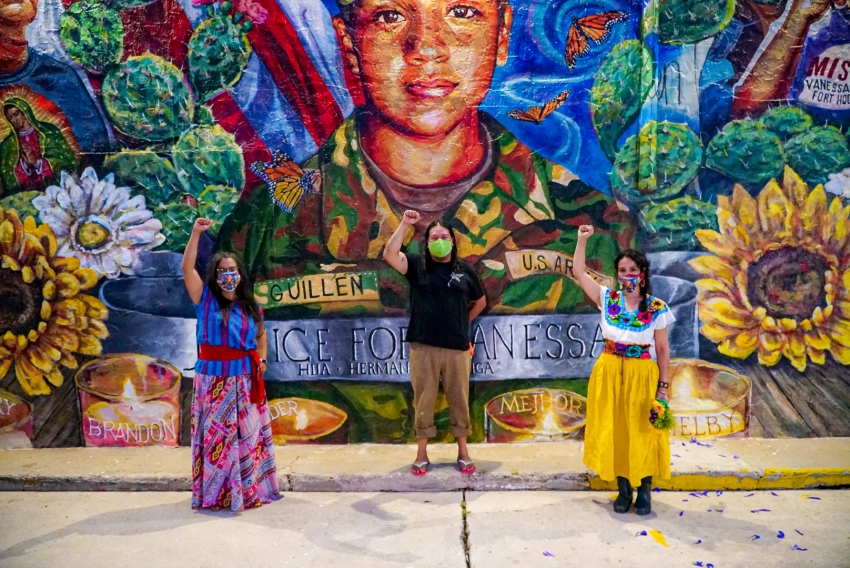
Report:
199,344,266,405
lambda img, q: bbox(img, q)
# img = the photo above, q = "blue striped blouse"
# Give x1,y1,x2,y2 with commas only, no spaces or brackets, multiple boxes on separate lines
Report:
194,286,261,377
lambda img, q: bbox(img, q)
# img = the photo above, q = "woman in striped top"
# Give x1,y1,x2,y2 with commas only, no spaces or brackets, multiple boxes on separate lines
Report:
182,217,281,511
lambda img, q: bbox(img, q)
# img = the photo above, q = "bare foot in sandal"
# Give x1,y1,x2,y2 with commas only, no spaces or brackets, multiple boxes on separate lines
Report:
411,460,430,476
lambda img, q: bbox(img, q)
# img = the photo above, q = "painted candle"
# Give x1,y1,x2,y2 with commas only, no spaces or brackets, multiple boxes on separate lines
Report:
267,397,348,444
0,389,33,449
668,359,751,439
484,388,587,443
75,354,182,447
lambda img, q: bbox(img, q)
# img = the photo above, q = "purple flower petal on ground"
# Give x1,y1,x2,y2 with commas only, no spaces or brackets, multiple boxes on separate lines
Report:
701,490,710,496
719,455,726,458
673,454,682,458
792,545,807,551
795,529,804,536
750,535,761,541
771,492,779,496
543,552,554,557
807,496,821,500
707,564,714,568
679,511,684,516
653,487,661,493
694,562,704,567
777,531,785,539
734,455,740,459
751,509,771,513
636,530,647,537
695,540,702,544
716,490,723,496
690,492,702,498
745,493,755,497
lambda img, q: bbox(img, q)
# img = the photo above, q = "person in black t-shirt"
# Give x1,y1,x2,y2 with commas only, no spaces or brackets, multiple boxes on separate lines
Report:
384,210,487,476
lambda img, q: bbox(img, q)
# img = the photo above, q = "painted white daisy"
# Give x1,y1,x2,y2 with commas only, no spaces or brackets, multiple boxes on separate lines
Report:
824,167,850,201
33,167,165,279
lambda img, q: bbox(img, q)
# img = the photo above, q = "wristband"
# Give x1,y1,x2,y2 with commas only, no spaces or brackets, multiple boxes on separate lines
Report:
657,381,669,389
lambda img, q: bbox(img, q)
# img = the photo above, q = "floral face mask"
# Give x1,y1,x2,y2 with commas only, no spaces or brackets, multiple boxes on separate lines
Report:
618,275,641,293
217,270,241,292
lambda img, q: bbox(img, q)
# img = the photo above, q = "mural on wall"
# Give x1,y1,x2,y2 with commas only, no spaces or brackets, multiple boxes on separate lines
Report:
1,0,849,448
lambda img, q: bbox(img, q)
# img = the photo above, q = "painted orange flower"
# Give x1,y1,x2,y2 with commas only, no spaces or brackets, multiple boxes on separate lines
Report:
689,167,850,372
0,206,108,396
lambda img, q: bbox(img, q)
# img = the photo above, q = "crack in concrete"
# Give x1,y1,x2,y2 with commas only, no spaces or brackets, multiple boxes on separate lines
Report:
460,489,471,568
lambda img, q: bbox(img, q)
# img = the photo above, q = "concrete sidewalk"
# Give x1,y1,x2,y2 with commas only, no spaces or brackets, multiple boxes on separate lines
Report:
1,438,848,492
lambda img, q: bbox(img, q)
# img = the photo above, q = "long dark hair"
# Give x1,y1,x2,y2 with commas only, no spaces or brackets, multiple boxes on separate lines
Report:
423,219,459,273
614,249,652,312
205,252,263,323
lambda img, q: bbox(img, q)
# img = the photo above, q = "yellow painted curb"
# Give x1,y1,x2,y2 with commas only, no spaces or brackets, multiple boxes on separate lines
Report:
589,468,850,491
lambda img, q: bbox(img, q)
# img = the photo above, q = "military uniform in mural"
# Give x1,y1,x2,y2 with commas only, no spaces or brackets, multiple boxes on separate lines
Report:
224,112,636,318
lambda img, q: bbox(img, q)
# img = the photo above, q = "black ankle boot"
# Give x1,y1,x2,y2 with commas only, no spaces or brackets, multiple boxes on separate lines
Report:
613,476,632,513
634,476,652,515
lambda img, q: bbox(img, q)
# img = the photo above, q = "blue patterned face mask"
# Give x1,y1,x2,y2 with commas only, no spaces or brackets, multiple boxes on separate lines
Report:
217,270,241,292
618,275,641,293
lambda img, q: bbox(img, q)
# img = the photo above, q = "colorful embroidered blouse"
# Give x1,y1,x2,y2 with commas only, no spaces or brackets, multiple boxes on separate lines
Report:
598,286,675,345
195,286,261,377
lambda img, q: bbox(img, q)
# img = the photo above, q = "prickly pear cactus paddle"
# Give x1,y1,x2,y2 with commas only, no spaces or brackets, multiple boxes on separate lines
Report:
705,119,785,185
784,126,850,187
155,200,198,252
188,9,252,102
197,185,240,235
102,0,157,7
172,125,245,196
59,0,124,73
103,150,183,205
609,121,703,206
644,0,735,45
590,40,654,162
639,196,718,251
103,55,195,142
759,106,813,141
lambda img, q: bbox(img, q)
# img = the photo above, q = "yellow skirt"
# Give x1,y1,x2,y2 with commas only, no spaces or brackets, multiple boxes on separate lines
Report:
582,353,670,486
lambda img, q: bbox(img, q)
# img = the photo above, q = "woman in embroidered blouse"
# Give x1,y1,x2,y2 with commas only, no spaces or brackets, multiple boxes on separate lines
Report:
182,217,281,511
573,225,674,515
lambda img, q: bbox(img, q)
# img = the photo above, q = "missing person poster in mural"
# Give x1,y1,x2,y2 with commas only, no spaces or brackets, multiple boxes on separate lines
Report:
1,0,849,448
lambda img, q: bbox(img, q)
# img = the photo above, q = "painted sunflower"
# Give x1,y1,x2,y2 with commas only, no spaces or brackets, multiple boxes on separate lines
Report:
0,206,108,396
689,167,850,372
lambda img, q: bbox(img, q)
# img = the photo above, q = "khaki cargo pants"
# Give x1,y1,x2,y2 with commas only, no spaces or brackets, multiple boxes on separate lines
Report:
409,342,472,439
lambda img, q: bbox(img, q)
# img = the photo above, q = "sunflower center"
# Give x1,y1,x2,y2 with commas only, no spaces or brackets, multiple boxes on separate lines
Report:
747,248,828,320
75,219,111,250
0,268,44,336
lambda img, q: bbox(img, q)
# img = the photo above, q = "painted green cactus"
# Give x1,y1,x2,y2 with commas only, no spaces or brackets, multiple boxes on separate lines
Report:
609,121,703,206
188,11,253,102
590,40,654,161
759,106,813,141
155,200,198,252
103,150,183,204
103,0,157,7
59,0,124,73
172,125,245,196
194,104,215,126
197,185,240,235
103,55,195,142
705,119,785,185
784,126,850,187
644,0,735,45
639,196,718,251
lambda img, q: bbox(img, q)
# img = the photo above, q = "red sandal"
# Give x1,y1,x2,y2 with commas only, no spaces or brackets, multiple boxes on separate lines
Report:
411,461,430,477
457,459,476,475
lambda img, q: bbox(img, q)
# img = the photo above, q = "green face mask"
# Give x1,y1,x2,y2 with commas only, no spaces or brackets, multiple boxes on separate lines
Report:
428,238,453,258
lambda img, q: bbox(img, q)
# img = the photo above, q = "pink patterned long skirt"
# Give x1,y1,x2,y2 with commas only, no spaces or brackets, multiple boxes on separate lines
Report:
191,372,282,511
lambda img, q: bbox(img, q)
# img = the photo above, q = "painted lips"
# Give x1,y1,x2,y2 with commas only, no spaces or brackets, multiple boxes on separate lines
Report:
405,79,458,98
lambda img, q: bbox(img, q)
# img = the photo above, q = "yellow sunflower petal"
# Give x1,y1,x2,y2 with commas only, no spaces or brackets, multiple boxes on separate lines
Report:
87,319,109,340
827,319,850,348
0,357,12,380
823,196,848,252
758,349,782,366
26,345,55,373
42,280,56,300
78,335,103,356
694,229,742,258
1,254,20,271
803,185,827,238
72,268,99,290
759,329,784,352
45,366,64,388
783,166,809,209
700,322,740,342
695,278,735,303
19,232,46,260
807,347,826,365
830,343,850,365
719,339,757,359
782,331,807,371
21,265,35,283
34,338,62,363
804,328,831,351
15,357,51,396
53,257,81,272
57,349,78,370
80,295,108,320
40,301,52,321
717,210,754,256
731,184,761,236
758,179,793,237
699,296,756,328
689,256,738,286
735,270,753,311
55,272,81,298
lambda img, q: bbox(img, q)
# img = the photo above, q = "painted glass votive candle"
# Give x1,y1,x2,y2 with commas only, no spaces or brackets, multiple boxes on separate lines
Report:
484,388,587,443
267,397,348,444
75,354,182,447
0,389,33,449
668,358,751,439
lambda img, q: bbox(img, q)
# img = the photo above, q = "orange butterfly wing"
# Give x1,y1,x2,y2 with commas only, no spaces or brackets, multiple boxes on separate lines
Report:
270,177,305,213
575,11,629,44
508,91,571,124
565,23,590,70
251,153,310,213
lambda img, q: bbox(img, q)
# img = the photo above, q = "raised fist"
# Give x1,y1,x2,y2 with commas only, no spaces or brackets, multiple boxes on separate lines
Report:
402,210,421,225
578,225,594,240
192,217,213,233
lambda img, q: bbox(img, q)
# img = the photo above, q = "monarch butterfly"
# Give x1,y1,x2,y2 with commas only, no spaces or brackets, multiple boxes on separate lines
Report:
251,151,321,213
564,11,629,71
508,90,571,124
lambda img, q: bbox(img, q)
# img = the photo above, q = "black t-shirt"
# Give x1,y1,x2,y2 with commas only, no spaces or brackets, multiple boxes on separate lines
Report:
404,253,485,351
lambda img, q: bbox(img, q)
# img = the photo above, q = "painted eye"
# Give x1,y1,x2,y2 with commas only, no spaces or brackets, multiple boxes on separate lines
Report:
375,10,405,24
448,5,481,18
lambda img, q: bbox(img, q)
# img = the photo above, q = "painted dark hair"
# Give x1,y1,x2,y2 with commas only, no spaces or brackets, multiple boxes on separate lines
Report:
205,252,263,323
423,219,459,272
614,249,652,312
